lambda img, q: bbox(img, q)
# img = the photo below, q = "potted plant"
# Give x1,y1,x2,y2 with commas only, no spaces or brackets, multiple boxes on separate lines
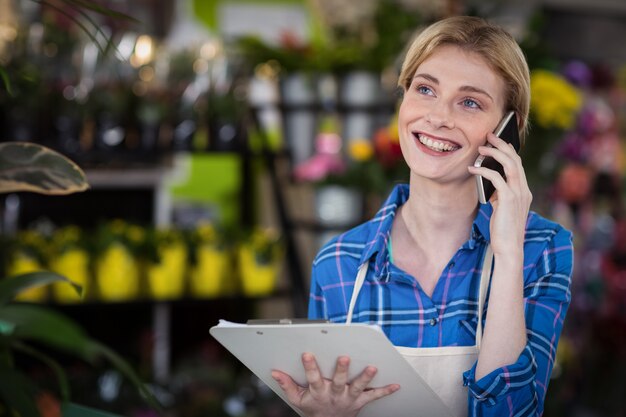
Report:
188,222,232,298
238,228,283,297
144,227,188,301
93,220,143,302
0,142,160,416
50,226,91,304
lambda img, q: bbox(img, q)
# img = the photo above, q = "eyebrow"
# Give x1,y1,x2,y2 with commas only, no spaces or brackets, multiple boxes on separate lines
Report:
413,73,495,102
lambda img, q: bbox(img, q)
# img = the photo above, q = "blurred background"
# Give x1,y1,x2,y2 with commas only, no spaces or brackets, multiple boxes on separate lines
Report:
0,0,625,415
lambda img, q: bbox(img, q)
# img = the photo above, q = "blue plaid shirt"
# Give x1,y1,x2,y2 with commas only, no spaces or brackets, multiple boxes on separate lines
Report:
308,184,573,416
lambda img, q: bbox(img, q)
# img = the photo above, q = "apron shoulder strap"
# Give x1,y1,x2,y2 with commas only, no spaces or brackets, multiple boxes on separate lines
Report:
347,243,494,349
346,262,369,325
476,244,494,348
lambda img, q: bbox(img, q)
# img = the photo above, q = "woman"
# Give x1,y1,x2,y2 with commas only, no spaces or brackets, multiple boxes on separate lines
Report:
272,16,573,417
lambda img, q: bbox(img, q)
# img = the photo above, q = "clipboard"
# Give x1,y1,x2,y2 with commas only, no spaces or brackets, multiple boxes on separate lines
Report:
210,320,453,417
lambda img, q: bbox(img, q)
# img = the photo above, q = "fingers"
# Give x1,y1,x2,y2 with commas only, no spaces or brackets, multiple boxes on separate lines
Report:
356,383,401,408
348,365,377,396
272,356,402,415
331,356,351,394
486,131,519,156
470,133,530,200
271,370,305,405
302,352,325,392
349,366,400,408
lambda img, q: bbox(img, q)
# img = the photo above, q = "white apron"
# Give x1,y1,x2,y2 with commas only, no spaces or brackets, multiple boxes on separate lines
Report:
346,246,493,417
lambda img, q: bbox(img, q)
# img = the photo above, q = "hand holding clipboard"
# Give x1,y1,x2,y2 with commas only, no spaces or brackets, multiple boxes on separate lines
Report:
210,320,453,417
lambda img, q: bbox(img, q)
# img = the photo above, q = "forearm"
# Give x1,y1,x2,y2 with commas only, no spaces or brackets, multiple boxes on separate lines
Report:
465,225,573,415
475,248,527,380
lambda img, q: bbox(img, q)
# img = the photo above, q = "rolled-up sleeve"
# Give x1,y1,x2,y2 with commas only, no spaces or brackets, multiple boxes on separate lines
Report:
463,226,574,416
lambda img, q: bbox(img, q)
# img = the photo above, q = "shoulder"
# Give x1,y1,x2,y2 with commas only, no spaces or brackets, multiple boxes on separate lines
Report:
525,211,573,249
311,219,381,284
311,184,404,285
313,222,373,267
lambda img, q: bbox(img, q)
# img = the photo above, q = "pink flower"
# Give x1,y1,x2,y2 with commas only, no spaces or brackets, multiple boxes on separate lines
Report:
293,133,346,182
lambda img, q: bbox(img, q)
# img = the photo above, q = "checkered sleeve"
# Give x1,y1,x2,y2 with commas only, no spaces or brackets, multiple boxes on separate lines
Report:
462,224,574,416
308,263,328,320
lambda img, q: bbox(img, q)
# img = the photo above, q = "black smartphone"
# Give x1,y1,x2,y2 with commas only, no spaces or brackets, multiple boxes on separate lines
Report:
473,111,520,204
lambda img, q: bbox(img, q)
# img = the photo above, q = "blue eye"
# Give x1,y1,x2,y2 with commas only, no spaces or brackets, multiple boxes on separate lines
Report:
417,85,434,95
462,98,481,109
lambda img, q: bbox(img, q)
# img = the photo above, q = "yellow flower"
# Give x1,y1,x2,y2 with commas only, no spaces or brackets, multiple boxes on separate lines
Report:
388,114,399,143
530,70,583,130
8,253,44,276
348,139,374,162
126,225,145,244
19,230,46,248
56,225,81,244
109,219,127,235
9,253,47,302
196,222,217,242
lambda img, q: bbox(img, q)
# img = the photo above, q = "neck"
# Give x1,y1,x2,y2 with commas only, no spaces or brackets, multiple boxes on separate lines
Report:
401,177,479,252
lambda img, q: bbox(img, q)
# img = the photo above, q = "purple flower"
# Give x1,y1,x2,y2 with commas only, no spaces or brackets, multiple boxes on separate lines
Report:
562,60,592,88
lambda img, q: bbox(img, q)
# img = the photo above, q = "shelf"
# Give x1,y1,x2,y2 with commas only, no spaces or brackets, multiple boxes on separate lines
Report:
85,167,172,189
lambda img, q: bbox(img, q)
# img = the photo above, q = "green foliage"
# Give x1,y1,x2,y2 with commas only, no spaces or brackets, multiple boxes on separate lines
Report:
0,143,161,415
0,68,11,96
31,0,138,55
0,1,157,411
236,1,420,74
236,35,325,73
327,1,420,73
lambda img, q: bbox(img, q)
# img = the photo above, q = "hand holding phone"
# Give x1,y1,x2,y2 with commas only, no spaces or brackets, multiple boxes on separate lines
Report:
473,111,521,204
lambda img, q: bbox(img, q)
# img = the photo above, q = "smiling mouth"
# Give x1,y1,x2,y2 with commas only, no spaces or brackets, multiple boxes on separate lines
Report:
415,133,460,153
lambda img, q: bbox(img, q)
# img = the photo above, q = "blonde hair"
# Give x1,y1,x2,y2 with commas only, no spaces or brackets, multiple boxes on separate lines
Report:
398,16,531,141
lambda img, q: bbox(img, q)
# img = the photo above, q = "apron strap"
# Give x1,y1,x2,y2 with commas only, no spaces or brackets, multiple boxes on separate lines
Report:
346,261,369,324
476,245,494,349
346,244,494,348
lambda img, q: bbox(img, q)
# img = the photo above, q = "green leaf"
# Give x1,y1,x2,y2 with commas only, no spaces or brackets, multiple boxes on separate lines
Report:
0,306,162,411
12,341,70,401
0,67,13,96
60,1,122,55
64,0,139,23
91,341,163,411
0,142,89,195
0,319,15,335
0,305,94,359
33,0,137,58
0,368,40,417
0,271,82,306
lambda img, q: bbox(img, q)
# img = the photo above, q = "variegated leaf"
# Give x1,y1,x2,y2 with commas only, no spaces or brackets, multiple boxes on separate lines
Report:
0,142,89,195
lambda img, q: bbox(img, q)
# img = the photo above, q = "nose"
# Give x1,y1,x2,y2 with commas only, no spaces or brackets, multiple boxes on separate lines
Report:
425,102,454,129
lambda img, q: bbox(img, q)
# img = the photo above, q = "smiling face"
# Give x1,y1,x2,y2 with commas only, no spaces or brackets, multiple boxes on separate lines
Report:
398,44,507,186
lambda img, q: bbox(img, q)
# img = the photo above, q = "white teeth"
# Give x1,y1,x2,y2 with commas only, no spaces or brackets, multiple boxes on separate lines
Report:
417,134,458,152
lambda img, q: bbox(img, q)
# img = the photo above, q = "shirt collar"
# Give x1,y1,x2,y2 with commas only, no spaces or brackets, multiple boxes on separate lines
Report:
359,184,408,267
359,184,493,269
